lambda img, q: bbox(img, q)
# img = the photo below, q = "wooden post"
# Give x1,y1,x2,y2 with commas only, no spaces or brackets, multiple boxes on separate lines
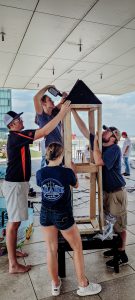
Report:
97,105,104,230
88,109,96,219
63,111,72,167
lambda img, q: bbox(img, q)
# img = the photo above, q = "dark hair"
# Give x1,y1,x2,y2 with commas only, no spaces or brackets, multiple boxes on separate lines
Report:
46,143,64,161
41,95,48,103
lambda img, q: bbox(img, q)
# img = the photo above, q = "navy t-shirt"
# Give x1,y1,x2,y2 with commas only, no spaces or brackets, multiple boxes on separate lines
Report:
36,108,63,147
5,130,35,182
102,144,126,192
36,166,77,211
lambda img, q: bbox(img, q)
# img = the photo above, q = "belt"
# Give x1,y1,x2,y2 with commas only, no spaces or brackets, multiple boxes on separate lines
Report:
105,187,125,193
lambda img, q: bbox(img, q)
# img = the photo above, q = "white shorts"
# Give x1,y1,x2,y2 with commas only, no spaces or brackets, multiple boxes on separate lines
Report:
2,181,29,222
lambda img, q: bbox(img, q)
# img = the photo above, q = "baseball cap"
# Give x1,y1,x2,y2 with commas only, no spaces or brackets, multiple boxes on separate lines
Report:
122,131,127,136
103,125,121,141
3,111,23,126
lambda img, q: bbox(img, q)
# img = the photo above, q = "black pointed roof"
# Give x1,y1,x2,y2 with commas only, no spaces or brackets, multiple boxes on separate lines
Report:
66,79,102,104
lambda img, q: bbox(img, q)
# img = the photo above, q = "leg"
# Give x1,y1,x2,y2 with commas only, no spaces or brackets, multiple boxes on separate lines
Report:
119,229,127,251
61,224,87,287
41,225,59,286
124,157,130,175
6,222,31,273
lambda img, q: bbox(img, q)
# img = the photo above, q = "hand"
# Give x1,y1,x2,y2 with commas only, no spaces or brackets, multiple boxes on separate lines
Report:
70,161,77,173
62,92,68,99
60,100,71,117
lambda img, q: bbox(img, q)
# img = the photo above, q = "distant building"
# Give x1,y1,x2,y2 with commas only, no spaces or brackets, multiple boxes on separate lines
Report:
0,89,12,139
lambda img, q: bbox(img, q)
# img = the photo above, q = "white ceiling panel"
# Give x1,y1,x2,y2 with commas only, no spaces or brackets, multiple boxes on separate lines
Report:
125,18,135,29
10,54,46,77
36,0,95,19
51,79,74,91
59,61,103,80
0,52,15,74
34,57,75,80
0,0,37,10
84,64,128,84
112,48,135,67
53,21,116,60
4,75,32,89
91,66,135,91
83,28,135,64
0,74,7,87
0,6,33,53
19,13,78,56
84,0,135,26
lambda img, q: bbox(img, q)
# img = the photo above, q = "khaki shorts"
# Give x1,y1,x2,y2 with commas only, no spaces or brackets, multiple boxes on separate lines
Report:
103,188,128,233
2,181,29,222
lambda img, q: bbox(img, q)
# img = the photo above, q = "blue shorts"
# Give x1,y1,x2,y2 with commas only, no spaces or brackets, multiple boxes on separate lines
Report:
40,205,75,230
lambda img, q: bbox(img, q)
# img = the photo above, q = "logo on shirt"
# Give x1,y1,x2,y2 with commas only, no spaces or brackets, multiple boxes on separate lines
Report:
42,178,64,201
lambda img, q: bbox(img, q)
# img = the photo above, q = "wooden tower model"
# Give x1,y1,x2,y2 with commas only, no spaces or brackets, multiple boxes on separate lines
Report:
64,80,104,231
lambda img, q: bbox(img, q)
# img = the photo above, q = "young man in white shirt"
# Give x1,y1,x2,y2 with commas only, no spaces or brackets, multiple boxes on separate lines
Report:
122,132,132,176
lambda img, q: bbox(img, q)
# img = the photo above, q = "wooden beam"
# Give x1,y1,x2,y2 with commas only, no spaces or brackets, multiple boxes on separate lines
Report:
71,104,99,110
75,163,98,173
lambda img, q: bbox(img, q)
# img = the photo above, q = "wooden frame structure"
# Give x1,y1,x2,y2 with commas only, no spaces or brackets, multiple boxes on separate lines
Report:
63,104,104,231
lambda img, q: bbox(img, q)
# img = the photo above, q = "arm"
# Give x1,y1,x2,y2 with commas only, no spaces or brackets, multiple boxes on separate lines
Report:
93,133,104,166
55,92,68,110
33,85,55,114
123,145,129,155
71,109,89,140
34,100,71,140
70,162,79,188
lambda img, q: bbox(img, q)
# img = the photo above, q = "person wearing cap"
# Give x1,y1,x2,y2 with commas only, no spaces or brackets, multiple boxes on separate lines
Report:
2,102,70,274
33,85,67,166
72,109,128,269
121,131,132,176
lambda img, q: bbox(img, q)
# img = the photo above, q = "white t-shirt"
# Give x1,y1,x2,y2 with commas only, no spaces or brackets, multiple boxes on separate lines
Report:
122,137,132,157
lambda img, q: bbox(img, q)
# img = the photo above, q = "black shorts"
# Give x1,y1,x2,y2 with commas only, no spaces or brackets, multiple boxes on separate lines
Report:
40,205,75,230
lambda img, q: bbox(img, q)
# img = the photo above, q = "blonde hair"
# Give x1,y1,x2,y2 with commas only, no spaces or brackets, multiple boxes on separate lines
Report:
46,142,64,161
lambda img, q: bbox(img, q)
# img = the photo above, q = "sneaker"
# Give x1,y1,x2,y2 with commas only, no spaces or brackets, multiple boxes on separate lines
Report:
51,278,61,296
77,282,102,296
106,252,128,268
122,172,130,176
103,249,114,258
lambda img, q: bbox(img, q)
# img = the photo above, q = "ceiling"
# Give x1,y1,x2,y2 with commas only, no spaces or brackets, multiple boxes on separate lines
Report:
1,0,135,95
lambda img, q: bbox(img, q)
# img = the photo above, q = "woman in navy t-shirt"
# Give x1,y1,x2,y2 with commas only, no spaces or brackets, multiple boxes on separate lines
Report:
36,142,102,297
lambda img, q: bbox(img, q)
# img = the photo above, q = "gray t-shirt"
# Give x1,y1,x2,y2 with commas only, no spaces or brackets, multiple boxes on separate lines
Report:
36,108,63,147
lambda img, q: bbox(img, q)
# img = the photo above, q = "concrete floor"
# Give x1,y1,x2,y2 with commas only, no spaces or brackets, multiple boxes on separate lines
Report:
0,159,135,300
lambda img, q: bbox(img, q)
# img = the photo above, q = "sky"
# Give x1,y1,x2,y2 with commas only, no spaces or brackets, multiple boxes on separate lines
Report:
12,89,135,137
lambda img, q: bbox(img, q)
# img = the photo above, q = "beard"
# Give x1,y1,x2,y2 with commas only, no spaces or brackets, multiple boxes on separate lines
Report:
102,137,110,143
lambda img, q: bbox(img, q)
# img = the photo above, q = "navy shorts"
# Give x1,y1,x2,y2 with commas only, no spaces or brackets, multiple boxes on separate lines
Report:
40,205,75,230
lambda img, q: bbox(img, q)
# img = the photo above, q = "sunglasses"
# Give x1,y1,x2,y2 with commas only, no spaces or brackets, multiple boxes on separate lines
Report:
13,117,22,124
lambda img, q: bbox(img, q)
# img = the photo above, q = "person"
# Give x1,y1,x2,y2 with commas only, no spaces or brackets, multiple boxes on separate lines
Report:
122,131,132,176
33,85,67,163
36,142,102,297
84,145,90,162
72,109,128,269
40,139,46,168
2,102,70,274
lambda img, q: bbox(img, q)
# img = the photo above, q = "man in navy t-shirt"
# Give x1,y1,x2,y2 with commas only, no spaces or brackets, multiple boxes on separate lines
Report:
72,109,128,269
33,85,67,166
